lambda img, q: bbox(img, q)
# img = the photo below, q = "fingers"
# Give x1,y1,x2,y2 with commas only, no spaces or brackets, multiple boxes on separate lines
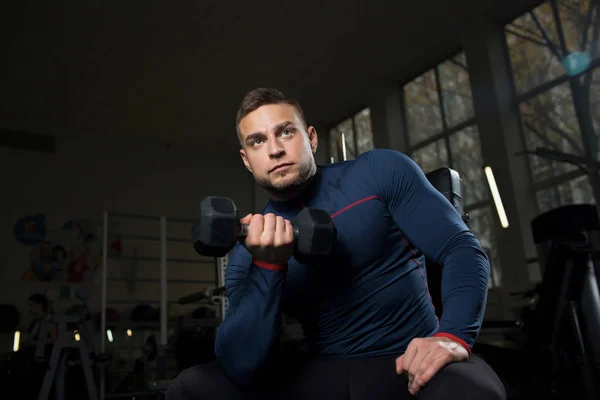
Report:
395,354,404,375
413,355,447,391
397,337,468,396
261,213,276,246
245,214,278,247
274,216,285,246
408,351,441,395
284,219,294,245
397,339,418,375
405,344,430,396
407,345,428,380
243,213,294,264
240,213,253,225
396,338,441,396
245,214,264,248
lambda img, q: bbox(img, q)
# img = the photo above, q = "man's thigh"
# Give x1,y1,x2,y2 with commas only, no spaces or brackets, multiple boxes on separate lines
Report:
347,354,412,400
419,354,506,400
277,354,351,400
166,354,351,400
346,354,506,400
166,360,252,400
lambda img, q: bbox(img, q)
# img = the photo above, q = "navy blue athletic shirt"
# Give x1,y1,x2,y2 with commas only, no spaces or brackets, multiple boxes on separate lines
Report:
215,149,490,387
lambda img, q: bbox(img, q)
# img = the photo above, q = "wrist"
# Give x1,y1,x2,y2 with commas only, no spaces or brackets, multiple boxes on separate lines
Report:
252,258,288,271
433,332,471,354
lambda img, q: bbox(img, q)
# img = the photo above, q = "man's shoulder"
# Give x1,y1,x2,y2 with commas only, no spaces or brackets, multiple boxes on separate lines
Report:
314,149,412,183
334,149,413,171
359,148,410,162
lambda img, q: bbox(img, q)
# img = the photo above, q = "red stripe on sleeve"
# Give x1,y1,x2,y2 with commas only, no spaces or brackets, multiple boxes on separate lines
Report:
252,259,287,271
433,332,471,354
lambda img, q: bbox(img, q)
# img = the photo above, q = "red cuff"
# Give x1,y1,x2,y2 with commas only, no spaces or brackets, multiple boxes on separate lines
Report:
252,259,287,271
433,332,471,354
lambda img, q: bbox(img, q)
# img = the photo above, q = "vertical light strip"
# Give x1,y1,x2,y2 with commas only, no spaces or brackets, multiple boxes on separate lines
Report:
484,166,509,228
341,132,348,161
13,331,20,352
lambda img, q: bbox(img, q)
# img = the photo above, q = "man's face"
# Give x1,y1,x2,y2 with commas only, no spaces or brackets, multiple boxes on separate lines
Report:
239,103,318,198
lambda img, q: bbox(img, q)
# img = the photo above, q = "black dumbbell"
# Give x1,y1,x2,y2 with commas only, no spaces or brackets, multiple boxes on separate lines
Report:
191,196,336,262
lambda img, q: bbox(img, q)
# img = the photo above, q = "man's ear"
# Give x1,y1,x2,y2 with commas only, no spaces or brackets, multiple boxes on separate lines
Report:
239,149,252,172
307,126,318,154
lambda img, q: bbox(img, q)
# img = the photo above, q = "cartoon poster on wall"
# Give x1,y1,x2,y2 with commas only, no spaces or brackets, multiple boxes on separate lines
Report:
15,214,103,283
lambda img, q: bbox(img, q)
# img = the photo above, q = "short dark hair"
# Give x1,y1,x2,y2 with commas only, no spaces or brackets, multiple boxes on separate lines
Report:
235,88,307,145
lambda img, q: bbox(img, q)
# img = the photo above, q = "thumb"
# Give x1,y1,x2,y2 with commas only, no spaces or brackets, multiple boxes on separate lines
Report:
240,214,253,225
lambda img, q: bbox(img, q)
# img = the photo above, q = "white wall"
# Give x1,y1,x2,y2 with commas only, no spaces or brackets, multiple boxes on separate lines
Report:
0,133,254,337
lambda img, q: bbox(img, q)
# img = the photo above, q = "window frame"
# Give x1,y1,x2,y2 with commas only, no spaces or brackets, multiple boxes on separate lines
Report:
328,106,373,163
400,51,501,287
402,53,494,215
505,0,600,212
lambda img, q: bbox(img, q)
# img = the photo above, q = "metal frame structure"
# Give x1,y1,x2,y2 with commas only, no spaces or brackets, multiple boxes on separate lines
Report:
99,210,226,400
217,254,229,319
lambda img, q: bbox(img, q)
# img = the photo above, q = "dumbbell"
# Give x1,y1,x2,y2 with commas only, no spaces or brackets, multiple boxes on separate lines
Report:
191,196,337,262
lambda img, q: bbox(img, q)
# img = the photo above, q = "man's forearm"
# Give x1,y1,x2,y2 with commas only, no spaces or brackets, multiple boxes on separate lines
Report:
215,261,287,387
435,231,490,351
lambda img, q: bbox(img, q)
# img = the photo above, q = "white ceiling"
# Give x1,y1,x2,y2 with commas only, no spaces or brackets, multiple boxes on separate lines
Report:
0,0,541,149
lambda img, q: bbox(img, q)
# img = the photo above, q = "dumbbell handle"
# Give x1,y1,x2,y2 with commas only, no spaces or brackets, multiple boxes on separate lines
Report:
238,223,299,239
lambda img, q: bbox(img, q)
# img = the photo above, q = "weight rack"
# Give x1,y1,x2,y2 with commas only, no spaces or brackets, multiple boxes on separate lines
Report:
99,210,229,400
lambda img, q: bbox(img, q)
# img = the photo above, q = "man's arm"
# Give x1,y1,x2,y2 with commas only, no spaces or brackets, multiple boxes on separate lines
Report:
214,242,287,388
367,149,490,351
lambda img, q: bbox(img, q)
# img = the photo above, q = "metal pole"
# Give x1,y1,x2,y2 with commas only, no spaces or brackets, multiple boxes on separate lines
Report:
219,255,229,321
160,216,167,346
341,132,348,161
101,211,108,400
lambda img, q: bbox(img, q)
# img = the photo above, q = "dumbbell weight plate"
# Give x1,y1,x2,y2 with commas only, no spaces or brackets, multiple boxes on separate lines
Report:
192,196,242,257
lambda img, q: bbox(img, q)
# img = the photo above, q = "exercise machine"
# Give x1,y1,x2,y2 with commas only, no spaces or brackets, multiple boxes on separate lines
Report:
36,288,100,400
526,204,600,399
474,204,600,399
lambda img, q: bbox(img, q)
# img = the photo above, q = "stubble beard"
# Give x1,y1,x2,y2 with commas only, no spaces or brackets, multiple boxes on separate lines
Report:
257,163,314,199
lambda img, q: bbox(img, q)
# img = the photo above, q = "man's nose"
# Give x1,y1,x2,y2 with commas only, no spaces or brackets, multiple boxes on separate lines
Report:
268,138,285,158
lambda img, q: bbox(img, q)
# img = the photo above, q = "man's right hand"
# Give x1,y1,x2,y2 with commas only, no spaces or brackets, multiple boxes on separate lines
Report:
241,213,295,266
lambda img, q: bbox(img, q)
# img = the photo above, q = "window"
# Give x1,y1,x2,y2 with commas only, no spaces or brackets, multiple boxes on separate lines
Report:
403,52,501,287
506,0,600,214
329,108,374,162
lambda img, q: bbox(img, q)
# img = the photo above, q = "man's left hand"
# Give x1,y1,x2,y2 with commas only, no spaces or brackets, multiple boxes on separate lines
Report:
395,336,469,396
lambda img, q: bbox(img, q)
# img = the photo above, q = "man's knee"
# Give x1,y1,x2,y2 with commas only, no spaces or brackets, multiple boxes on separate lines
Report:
166,361,241,400
165,365,202,400
422,355,506,400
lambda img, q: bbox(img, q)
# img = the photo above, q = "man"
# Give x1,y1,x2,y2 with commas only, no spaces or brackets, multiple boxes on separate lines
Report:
167,88,505,399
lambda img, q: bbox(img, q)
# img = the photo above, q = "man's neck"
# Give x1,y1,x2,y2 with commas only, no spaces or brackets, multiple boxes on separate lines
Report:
267,168,317,202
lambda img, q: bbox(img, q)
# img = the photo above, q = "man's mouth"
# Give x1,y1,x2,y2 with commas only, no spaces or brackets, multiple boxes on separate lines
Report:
270,163,293,173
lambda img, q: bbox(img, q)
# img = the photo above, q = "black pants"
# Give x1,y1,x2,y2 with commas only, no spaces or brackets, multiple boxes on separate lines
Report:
166,352,505,400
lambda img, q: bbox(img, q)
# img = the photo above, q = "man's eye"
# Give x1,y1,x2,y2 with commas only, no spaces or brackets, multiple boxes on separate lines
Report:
251,139,263,146
281,129,293,136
